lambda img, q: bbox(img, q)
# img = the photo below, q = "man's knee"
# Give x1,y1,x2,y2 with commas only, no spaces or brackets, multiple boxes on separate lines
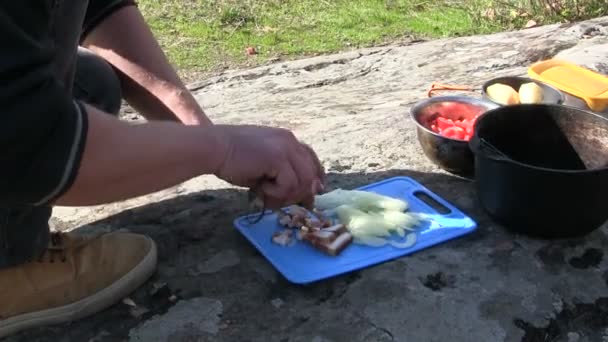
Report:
73,47,122,115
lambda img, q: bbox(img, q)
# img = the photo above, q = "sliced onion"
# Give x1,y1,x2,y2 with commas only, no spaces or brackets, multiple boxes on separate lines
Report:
354,236,388,247
388,233,417,249
395,227,405,237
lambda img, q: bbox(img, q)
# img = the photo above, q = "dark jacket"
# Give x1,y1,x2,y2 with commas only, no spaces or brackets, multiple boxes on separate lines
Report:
0,0,134,206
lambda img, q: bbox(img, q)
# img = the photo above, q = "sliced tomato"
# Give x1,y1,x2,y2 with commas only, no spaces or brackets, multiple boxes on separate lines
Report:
442,126,466,140
440,102,472,115
465,125,473,135
468,116,479,135
463,121,473,135
431,113,480,141
465,116,479,136
453,118,468,129
436,117,453,131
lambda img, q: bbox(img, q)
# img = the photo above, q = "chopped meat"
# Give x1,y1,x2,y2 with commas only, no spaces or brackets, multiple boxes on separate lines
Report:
277,205,331,229
292,216,306,228
312,209,333,228
322,224,347,235
301,230,336,244
278,213,292,227
299,223,353,256
323,232,353,256
288,206,307,224
304,217,323,229
273,206,352,256
288,205,308,217
271,230,294,246
303,231,353,256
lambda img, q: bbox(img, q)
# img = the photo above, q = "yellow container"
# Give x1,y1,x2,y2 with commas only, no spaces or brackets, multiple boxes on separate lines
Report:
528,59,608,112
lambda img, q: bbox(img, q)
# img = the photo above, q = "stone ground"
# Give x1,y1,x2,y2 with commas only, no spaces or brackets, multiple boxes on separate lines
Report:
6,17,608,342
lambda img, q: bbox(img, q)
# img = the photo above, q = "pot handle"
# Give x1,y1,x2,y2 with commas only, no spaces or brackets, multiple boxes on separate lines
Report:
469,136,512,162
427,82,479,97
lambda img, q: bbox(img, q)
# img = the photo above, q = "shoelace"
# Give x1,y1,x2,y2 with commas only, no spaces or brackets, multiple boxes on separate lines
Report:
0,209,8,254
36,232,103,264
37,232,68,263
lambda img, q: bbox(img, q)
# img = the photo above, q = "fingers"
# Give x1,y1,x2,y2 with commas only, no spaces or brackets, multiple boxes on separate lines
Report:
259,159,299,210
290,144,319,205
300,142,326,191
254,129,325,210
260,148,323,209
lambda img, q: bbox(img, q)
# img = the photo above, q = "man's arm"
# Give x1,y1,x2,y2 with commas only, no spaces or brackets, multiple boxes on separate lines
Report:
56,104,223,205
81,3,211,126
60,107,325,208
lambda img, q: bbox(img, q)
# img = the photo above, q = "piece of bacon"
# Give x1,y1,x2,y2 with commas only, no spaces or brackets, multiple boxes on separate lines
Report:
271,230,294,246
273,206,353,256
302,230,353,256
299,224,352,256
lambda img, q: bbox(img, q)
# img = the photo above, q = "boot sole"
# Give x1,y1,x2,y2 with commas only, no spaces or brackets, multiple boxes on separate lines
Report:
0,236,158,339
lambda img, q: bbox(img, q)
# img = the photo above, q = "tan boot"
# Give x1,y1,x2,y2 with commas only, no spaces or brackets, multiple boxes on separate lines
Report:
0,231,157,338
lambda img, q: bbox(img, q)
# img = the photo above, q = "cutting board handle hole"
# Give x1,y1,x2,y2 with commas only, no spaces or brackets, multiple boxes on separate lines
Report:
413,191,451,215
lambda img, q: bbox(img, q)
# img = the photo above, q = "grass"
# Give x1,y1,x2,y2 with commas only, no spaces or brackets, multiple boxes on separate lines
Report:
138,0,608,78
458,0,608,31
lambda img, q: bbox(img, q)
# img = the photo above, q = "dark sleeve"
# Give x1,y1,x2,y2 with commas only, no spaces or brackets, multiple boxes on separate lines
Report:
0,3,89,206
81,0,138,42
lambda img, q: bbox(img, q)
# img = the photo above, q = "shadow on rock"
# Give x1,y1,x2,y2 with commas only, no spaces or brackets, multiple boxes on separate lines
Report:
12,168,607,342
7,169,485,341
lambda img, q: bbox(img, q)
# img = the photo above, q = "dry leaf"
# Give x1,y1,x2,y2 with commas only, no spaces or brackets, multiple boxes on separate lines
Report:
525,20,538,28
261,26,277,33
149,282,168,296
129,306,150,318
246,46,257,55
122,298,137,307
483,8,496,20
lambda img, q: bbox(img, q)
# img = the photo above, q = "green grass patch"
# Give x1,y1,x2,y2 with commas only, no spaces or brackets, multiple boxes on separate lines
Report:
138,0,607,77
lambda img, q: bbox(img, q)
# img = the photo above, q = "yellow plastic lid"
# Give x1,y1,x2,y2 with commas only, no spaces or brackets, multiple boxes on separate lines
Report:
528,59,608,112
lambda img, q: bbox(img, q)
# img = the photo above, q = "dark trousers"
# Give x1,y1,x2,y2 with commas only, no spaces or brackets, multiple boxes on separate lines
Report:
0,44,123,268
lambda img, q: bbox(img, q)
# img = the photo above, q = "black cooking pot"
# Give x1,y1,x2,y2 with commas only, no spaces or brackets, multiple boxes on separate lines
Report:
469,104,608,239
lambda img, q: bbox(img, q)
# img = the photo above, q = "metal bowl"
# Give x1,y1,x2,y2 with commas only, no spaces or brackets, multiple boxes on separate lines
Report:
410,96,499,177
481,76,565,106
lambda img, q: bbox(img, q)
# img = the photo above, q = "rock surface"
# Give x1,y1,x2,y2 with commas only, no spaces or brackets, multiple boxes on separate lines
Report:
128,297,223,341
7,17,608,342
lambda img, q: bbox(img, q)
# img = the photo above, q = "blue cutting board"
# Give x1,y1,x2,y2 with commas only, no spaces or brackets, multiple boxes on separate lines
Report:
233,176,476,284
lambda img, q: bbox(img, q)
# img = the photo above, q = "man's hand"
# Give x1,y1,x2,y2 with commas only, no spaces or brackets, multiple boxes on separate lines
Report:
213,125,324,210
